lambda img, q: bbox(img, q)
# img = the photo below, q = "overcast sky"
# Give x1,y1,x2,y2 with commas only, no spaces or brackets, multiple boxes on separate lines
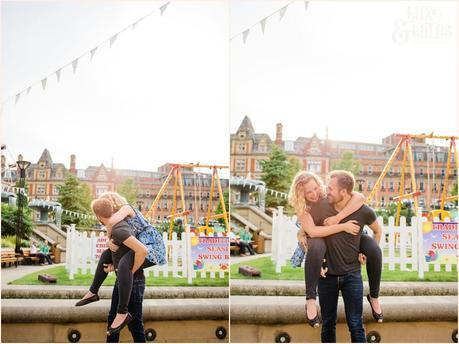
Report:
230,0,458,146
1,1,457,177
1,1,229,174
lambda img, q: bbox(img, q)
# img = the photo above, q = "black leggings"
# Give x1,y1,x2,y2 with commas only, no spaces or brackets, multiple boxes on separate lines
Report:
304,235,382,300
89,248,153,314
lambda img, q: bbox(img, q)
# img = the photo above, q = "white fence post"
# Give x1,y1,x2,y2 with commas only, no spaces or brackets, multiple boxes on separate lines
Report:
275,207,284,273
416,209,425,279
186,231,193,284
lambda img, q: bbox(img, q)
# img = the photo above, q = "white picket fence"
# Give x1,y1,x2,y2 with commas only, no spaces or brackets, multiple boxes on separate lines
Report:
271,207,457,278
65,225,228,284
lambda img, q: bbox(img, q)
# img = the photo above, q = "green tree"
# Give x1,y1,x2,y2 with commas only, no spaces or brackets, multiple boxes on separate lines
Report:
57,174,94,227
116,178,139,205
332,151,362,181
1,203,33,240
375,201,415,225
261,145,301,208
215,190,229,225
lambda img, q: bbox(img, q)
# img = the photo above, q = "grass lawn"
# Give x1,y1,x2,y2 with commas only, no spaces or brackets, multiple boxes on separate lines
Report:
10,266,229,287
230,257,458,282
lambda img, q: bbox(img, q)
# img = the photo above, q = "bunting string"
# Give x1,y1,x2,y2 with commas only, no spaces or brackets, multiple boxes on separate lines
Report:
5,1,171,106
230,0,309,44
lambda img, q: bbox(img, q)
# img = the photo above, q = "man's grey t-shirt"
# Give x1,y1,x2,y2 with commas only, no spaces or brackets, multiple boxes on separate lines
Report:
110,220,144,279
309,198,377,275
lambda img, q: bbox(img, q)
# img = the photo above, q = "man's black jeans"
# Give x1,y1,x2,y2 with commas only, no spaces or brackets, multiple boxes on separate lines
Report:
106,277,146,343
318,271,366,343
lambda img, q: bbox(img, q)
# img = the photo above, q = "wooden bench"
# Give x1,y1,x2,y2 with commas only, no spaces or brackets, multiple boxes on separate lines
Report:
21,248,41,265
230,242,258,255
1,249,19,268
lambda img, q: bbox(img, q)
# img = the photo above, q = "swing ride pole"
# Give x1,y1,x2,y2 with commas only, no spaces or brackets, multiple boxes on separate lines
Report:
205,169,216,228
367,137,406,204
396,141,408,226
147,167,175,221
406,142,419,210
169,168,179,240
215,168,229,232
440,139,454,211
177,167,188,228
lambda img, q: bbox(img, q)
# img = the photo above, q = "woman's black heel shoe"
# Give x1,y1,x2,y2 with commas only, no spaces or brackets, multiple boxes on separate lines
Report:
367,294,383,323
107,313,132,336
75,294,99,307
305,304,321,328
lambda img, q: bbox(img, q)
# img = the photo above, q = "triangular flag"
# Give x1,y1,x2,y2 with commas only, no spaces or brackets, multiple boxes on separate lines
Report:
160,2,170,16
72,59,78,73
90,47,98,60
26,86,32,95
242,29,250,44
15,93,21,104
279,5,288,21
109,34,118,48
260,18,267,34
304,1,309,11
56,69,61,82
41,78,47,90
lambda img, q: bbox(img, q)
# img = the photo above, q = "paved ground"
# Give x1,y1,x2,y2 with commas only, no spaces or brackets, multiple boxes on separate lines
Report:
1,263,65,286
230,253,270,265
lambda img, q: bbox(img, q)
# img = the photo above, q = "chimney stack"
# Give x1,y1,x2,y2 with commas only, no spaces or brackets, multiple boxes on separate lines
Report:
70,154,76,173
275,123,283,146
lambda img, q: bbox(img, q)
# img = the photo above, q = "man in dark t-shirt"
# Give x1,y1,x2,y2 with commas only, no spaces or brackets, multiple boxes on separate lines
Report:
314,171,378,343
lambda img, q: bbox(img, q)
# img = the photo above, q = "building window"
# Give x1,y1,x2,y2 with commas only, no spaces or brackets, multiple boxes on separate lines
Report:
420,168,424,176
441,169,445,177
367,181,372,191
38,170,46,179
381,197,385,206
307,160,321,173
146,190,151,197
163,202,168,210
388,168,393,176
389,181,394,191
420,182,424,191
454,169,457,177
189,203,193,210
255,160,263,172
368,165,373,175
96,186,108,197
53,185,60,195
189,191,193,199
237,144,246,153
37,184,46,195
236,159,246,172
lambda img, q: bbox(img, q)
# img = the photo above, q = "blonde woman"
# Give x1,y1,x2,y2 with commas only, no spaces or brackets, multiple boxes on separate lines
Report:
288,171,383,327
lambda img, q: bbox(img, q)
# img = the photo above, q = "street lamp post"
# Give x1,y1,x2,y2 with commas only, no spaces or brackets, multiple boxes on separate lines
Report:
16,160,31,253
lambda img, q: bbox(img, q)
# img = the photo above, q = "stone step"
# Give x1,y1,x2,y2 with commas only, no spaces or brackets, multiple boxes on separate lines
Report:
1,285,228,299
230,280,458,296
2,298,229,323
230,295,458,324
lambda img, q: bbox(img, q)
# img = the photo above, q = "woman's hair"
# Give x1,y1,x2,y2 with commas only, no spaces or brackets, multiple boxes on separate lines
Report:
288,170,326,215
99,192,128,212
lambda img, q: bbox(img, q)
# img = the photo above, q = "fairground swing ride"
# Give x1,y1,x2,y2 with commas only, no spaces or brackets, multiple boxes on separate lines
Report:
145,163,229,240
366,133,458,226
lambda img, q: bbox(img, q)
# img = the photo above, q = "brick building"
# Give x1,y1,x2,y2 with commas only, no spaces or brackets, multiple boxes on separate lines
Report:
1,149,228,222
231,116,457,207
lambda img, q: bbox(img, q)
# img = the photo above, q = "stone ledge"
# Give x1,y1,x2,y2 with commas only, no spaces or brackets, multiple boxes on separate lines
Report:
1,285,228,299
1,298,229,323
230,295,458,324
230,280,458,296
